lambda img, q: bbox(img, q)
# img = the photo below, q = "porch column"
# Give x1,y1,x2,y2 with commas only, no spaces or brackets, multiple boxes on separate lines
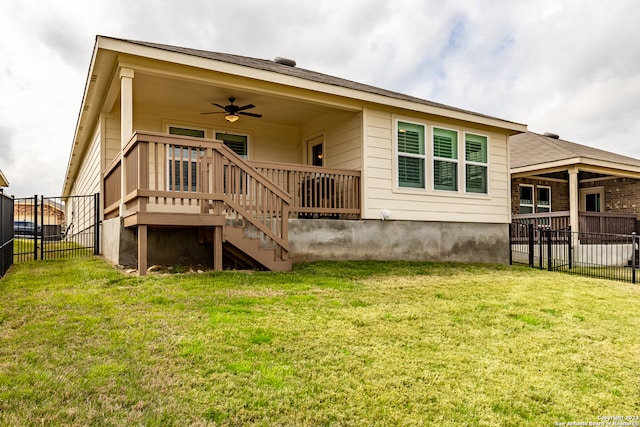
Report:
120,68,134,215
569,166,579,247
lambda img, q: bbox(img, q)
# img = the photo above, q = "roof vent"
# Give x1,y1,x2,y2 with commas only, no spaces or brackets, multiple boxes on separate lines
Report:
543,132,560,139
274,57,296,67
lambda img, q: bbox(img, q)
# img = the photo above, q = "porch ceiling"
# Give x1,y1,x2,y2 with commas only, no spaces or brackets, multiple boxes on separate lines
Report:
131,72,348,127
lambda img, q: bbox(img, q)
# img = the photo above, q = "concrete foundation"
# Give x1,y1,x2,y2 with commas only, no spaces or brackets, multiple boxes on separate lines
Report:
288,219,510,264
101,217,510,268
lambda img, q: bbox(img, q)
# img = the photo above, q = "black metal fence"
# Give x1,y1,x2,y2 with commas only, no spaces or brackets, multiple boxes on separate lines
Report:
13,194,99,263
0,190,13,276
510,222,639,284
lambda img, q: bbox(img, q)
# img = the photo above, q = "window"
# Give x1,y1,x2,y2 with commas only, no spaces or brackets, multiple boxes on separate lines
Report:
397,121,426,188
536,186,551,213
519,185,534,214
464,133,488,193
216,132,248,159
168,126,205,192
433,128,458,191
580,187,604,212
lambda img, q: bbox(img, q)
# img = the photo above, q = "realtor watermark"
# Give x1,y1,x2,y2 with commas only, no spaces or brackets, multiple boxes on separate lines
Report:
555,416,640,426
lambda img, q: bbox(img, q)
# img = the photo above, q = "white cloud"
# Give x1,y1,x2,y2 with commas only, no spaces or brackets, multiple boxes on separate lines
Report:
1,0,640,197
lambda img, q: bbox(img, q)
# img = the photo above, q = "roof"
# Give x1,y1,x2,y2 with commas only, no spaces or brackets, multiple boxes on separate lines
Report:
0,168,8,187
116,37,525,127
510,131,640,171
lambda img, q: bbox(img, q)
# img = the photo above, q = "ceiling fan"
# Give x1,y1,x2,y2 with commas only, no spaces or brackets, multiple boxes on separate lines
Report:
201,97,262,122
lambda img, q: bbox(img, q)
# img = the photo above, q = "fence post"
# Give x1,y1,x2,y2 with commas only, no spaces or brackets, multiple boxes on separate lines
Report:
567,225,572,270
633,232,637,285
538,227,543,269
94,193,100,255
40,195,45,261
33,195,38,261
546,228,553,271
528,223,534,268
508,223,513,266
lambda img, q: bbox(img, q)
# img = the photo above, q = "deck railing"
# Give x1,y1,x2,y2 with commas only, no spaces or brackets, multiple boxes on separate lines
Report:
103,131,292,258
251,161,361,218
512,211,638,239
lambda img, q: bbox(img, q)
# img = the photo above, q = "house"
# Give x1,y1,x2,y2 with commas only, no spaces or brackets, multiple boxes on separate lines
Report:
0,169,8,188
62,36,526,274
510,131,640,235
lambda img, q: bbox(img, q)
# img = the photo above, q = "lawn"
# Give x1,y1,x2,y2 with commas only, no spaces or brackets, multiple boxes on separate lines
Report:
0,258,638,426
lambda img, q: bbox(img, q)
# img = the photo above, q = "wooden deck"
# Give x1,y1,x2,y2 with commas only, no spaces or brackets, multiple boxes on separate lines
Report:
103,131,361,274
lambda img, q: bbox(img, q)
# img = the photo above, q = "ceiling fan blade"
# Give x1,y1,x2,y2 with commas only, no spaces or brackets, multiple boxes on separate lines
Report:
236,104,256,111
212,103,227,110
238,111,262,118
200,111,225,115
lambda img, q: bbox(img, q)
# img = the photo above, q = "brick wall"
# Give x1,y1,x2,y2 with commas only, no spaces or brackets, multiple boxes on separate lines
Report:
512,177,640,217
511,178,569,215
582,178,640,215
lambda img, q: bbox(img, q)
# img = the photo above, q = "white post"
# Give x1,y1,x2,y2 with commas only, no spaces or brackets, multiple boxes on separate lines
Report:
119,68,134,215
569,166,579,248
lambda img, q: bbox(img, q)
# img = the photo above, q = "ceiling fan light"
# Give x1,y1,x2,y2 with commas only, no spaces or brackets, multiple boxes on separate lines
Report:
225,113,239,123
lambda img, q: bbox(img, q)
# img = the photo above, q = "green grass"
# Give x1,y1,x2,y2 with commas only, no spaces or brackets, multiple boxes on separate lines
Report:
0,258,639,426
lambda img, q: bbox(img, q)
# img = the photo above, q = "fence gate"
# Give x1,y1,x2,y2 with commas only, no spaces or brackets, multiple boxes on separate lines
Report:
13,194,99,263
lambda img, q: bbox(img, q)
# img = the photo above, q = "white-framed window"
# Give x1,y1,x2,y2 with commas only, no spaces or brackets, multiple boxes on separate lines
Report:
433,127,458,191
168,126,206,192
397,121,426,189
464,133,488,194
536,186,551,213
580,187,604,212
216,132,248,159
519,184,534,214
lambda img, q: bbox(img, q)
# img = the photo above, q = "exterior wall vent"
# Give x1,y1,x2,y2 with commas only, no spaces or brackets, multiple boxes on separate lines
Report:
274,57,296,67
543,132,560,139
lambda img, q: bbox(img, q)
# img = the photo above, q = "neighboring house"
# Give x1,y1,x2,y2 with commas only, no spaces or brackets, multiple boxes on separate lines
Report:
0,169,8,188
63,36,526,274
510,131,640,235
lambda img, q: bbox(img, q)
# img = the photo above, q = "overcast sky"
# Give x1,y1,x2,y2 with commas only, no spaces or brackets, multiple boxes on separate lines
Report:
1,0,640,197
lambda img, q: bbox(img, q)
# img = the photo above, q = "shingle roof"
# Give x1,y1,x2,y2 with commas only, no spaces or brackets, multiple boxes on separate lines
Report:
510,131,640,169
115,37,524,126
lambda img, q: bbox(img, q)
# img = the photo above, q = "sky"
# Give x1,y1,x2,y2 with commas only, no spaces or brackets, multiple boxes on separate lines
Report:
1,0,640,197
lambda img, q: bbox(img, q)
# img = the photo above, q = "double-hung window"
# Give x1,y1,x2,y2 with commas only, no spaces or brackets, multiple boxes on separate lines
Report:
216,132,248,159
168,126,205,192
536,186,551,213
433,128,458,191
464,133,488,194
397,121,426,188
519,185,534,214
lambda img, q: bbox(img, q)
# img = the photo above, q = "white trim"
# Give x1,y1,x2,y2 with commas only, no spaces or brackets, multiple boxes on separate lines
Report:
536,185,551,213
305,134,325,166
463,132,490,195
519,184,534,214
579,186,604,212
394,118,428,191
432,126,459,193
214,130,251,159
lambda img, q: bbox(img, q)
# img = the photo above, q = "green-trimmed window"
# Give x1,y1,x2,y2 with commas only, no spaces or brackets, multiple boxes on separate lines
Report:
216,132,248,158
168,126,205,192
433,128,458,191
397,121,425,188
465,133,488,194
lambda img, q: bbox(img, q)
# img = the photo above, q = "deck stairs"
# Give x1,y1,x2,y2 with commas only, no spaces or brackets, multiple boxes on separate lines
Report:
222,220,291,271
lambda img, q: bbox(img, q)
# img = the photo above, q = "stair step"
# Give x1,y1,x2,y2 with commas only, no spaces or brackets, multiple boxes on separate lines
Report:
224,226,291,271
